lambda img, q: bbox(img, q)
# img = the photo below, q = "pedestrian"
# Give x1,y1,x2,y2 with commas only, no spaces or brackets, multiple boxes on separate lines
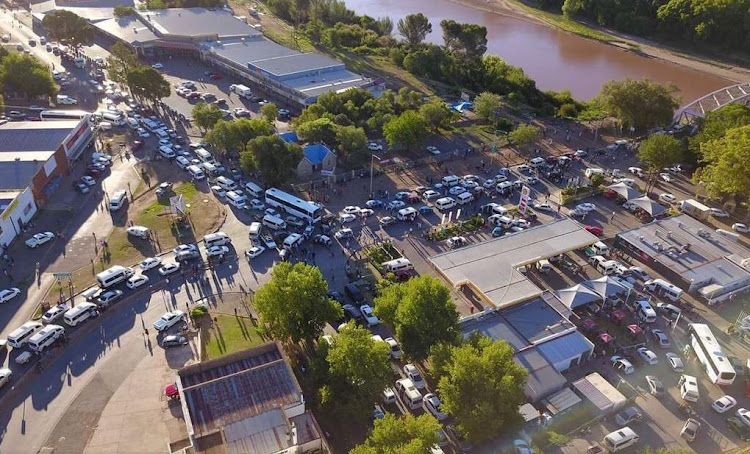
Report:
610,211,615,222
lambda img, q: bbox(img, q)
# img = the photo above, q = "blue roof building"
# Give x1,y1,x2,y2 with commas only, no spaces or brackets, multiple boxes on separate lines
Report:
297,144,335,177
279,131,299,144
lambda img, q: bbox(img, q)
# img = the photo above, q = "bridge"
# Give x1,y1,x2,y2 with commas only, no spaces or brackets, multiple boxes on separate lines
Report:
673,82,750,124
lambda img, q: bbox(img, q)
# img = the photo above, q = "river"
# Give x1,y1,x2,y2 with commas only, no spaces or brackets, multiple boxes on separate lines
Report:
344,0,731,102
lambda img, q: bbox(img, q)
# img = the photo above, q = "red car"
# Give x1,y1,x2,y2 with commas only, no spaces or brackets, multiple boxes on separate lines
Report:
187,92,202,100
131,140,144,151
209,73,222,80
86,168,101,178
585,225,603,236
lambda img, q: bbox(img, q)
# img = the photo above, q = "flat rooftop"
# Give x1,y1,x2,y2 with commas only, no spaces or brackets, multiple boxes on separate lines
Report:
501,294,575,344
32,0,130,21
515,348,567,401
249,53,343,79
141,8,262,39
617,214,750,277
0,120,80,154
431,219,599,308
93,15,159,45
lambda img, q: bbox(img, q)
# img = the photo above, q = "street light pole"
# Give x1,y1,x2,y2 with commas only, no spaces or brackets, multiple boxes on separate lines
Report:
369,154,380,196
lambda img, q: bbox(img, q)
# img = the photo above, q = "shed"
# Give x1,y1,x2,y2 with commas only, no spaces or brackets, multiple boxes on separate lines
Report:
297,143,336,177
572,372,627,413
536,331,594,372
541,387,582,416
279,131,299,144
519,403,541,424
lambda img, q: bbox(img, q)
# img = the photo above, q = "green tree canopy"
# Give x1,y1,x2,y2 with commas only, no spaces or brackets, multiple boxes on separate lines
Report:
436,335,527,442
419,100,452,132
205,118,274,155
693,124,750,198
689,104,750,161
253,262,342,343
126,65,170,102
297,117,338,145
383,110,428,151
42,11,94,52
113,5,136,17
240,135,303,187
508,124,542,148
474,92,502,121
374,275,459,360
595,78,680,132
349,414,441,454
319,325,392,421
0,53,56,99
336,125,368,160
440,20,488,60
637,134,684,173
106,43,139,84
260,102,279,124
192,102,223,132
397,13,432,46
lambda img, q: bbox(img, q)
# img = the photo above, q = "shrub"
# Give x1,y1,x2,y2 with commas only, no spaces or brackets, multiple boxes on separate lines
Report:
547,431,569,447
191,305,208,318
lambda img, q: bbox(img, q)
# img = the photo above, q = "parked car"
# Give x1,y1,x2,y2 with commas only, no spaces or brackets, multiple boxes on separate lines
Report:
614,406,643,426
651,329,671,348
424,393,448,421
727,416,750,441
404,364,426,389
713,395,738,414
25,231,55,248
611,355,635,374
666,353,684,372
153,310,185,331
162,335,188,348
637,347,658,365
680,418,700,442
0,287,20,304
645,375,664,396
140,257,161,271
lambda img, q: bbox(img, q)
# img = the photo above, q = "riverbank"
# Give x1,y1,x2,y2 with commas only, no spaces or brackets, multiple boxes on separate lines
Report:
450,0,749,95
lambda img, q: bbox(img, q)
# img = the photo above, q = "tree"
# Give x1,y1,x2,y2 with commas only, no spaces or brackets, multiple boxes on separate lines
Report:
253,262,342,343
241,135,303,187
0,53,56,99
637,134,684,173
689,104,750,160
374,275,459,360
350,414,440,454
693,124,750,198
437,335,527,442
508,124,542,148
260,102,279,124
419,100,452,132
106,42,139,84
474,92,502,121
192,102,223,133
297,117,338,145
126,65,170,102
319,325,392,421
42,11,94,53
595,79,680,132
114,5,136,17
397,13,432,46
440,20,488,60
336,125,367,159
205,118,274,155
383,110,428,152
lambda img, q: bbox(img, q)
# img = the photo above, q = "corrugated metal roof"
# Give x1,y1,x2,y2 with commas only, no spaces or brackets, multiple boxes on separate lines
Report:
572,373,626,412
0,121,79,153
542,387,582,415
460,311,530,352
515,348,567,402
536,331,593,370
142,8,261,39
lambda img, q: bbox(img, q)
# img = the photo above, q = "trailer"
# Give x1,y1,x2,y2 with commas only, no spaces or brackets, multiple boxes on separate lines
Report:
679,199,710,220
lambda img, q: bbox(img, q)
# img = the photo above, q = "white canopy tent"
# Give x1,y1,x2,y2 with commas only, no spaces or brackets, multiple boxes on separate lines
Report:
553,284,602,311
582,276,631,302
606,182,641,201
629,195,667,216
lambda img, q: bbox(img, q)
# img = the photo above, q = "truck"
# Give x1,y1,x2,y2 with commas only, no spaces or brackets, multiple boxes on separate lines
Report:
233,84,252,99
679,199,710,221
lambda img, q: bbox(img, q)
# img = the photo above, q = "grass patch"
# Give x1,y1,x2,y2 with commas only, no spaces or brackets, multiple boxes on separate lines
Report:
507,1,625,44
202,314,264,359
363,242,402,275
426,214,485,241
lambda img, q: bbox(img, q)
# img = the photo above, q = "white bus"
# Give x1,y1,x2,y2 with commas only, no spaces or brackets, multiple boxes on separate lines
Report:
688,323,736,385
40,109,90,121
265,188,322,224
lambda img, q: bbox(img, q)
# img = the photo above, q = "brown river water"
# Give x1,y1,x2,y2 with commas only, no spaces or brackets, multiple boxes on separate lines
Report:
344,0,732,102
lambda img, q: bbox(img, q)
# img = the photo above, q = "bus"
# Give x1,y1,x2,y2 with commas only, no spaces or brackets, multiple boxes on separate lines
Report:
265,188,322,224
40,109,90,121
688,323,736,385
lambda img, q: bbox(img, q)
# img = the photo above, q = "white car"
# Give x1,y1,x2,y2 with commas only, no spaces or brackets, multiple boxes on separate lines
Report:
0,287,20,304
379,216,396,226
365,199,383,208
659,193,676,204
448,186,466,196
712,395,738,414
533,202,553,212
568,208,586,217
158,262,180,276
386,200,405,210
126,274,150,289
151,63,164,70
659,173,672,182
637,347,658,365
423,190,440,200
42,304,67,324
335,228,353,239
206,245,229,258
424,393,448,421
340,213,356,223
360,305,379,326
736,408,750,427
0,368,12,389
513,219,531,228
525,176,539,185
394,191,412,200
173,244,198,255
248,199,265,211
385,337,402,359
404,364,426,389
576,203,596,212
368,142,383,151
426,145,440,155
710,208,729,218
666,352,684,372
461,180,479,190
574,149,587,157
359,208,374,217
611,355,635,374
245,246,265,259
81,175,96,186
628,166,643,176
732,223,749,233
153,310,185,331
126,226,150,239
97,289,122,306
140,257,161,271
342,206,361,215
136,127,150,138
25,231,55,248
446,236,467,249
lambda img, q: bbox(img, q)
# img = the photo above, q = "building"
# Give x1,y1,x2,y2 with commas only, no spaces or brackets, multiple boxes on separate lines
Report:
297,144,336,177
176,342,326,454
431,218,599,309
0,119,93,202
0,188,37,248
615,214,750,302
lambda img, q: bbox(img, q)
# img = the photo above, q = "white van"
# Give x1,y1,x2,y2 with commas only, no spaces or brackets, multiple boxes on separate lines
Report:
382,258,414,273
529,157,546,168
109,190,128,211
263,214,287,231
101,111,125,126
226,191,246,209
187,165,205,180
603,427,639,452
158,145,175,159
195,148,214,163
456,192,474,205
96,265,134,288
282,233,303,250
585,168,605,178
249,222,262,239
596,259,618,276
441,175,460,187
536,259,551,273
142,118,160,132
397,207,417,221
127,117,139,129
395,378,423,410
435,197,456,211
635,300,657,323
644,279,682,302
244,181,263,198
64,302,98,327
216,176,238,192
98,121,112,131
202,162,218,178
590,241,610,256
7,321,43,348
203,232,231,248
176,156,190,169
678,375,699,402
28,324,65,352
